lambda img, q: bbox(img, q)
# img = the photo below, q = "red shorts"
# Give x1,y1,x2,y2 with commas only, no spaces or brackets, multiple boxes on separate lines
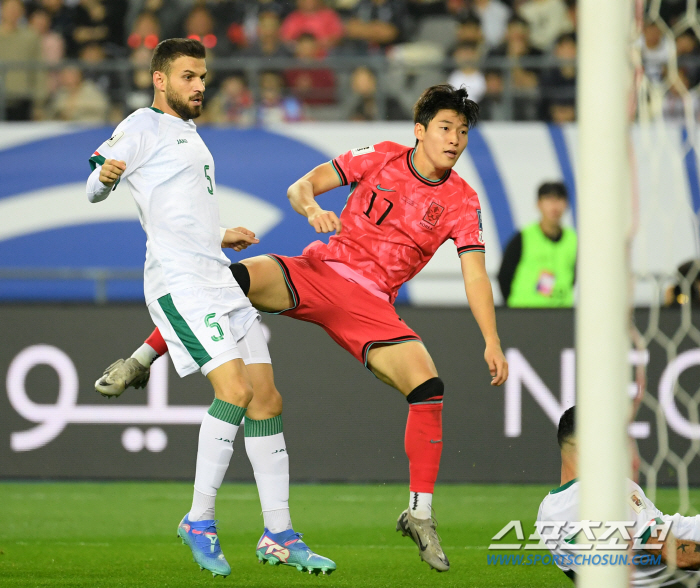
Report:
267,254,421,366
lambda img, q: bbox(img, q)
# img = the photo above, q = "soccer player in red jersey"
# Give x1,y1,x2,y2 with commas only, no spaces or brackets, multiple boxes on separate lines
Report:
97,85,508,571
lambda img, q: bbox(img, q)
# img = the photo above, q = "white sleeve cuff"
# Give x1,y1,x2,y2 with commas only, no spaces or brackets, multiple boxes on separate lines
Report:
220,226,227,243
86,167,112,203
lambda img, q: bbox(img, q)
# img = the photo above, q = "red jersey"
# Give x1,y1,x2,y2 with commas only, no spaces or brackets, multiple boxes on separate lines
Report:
303,141,484,303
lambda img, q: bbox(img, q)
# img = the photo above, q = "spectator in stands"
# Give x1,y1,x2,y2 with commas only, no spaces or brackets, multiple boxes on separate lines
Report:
448,41,486,103
454,12,484,49
257,70,304,123
676,29,700,87
284,33,336,104
28,7,63,96
486,15,542,120
540,32,576,123
127,11,160,51
0,0,44,120
243,11,292,58
343,0,408,55
72,0,128,58
664,260,700,307
344,65,407,120
79,42,119,111
498,181,576,308
518,0,568,51
640,19,671,84
235,0,291,49
472,0,511,49
125,0,188,41
39,0,74,49
478,69,508,120
662,69,700,123
207,74,255,126
280,0,344,53
124,44,153,113
46,65,109,122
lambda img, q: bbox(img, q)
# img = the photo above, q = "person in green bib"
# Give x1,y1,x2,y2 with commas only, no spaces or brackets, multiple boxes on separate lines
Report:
498,181,577,307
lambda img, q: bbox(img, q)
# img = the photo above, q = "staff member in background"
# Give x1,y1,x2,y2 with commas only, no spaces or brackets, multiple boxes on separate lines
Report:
498,181,576,307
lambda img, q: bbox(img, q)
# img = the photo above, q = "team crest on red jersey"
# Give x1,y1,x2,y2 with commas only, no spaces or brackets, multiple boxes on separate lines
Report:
423,202,445,226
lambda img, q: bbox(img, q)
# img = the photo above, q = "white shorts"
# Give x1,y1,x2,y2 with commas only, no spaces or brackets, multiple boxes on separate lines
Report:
148,287,270,377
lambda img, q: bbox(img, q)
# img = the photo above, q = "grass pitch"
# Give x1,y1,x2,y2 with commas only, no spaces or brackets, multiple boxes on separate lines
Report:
0,482,690,588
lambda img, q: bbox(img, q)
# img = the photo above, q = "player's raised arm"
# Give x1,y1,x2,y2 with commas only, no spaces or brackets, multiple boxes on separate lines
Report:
287,162,343,234
460,251,508,386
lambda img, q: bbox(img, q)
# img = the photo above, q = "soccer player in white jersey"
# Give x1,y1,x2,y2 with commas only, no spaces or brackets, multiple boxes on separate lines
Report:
538,406,700,586
85,38,335,578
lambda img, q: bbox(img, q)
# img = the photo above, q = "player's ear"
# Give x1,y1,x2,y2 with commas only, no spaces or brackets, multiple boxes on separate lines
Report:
153,71,166,93
414,122,425,142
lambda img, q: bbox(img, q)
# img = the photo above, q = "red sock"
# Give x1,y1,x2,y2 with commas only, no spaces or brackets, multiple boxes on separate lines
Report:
405,403,443,493
145,328,168,357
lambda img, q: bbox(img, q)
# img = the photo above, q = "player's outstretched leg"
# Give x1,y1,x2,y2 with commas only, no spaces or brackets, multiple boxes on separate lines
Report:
94,328,166,396
244,363,336,575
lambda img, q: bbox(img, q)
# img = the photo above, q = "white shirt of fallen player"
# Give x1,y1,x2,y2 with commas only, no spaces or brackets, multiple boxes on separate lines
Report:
536,479,700,586
85,107,259,375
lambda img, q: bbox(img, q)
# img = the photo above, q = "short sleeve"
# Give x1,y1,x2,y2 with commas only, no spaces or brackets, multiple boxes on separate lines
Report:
331,141,400,186
88,113,157,184
452,187,485,255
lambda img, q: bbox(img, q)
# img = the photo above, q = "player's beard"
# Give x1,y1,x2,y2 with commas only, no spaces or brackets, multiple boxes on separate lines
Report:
165,82,203,120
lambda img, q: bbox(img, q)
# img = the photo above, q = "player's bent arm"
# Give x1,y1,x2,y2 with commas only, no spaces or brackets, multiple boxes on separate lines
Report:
460,252,508,386
86,159,127,203
287,162,343,234
86,167,111,203
643,533,700,570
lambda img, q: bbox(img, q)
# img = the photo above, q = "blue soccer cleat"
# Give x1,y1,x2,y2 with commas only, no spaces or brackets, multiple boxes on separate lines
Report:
256,528,336,575
177,513,231,578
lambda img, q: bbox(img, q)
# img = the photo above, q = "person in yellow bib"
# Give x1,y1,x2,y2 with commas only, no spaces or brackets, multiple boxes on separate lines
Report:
498,181,577,307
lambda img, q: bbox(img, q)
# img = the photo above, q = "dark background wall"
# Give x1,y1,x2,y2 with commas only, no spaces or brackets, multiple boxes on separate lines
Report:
1,305,698,487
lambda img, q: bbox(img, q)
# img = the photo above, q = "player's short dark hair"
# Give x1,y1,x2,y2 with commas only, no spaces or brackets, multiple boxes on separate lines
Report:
150,38,206,77
413,84,479,131
558,406,575,448
537,181,568,200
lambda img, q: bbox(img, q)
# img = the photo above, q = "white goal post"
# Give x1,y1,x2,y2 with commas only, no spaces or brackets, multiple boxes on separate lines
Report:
577,0,633,586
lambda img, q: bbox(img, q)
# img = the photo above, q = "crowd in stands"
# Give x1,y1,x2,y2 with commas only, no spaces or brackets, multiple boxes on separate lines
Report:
0,0,694,124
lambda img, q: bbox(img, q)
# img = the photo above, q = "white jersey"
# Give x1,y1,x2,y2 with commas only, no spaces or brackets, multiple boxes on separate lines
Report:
537,479,700,586
87,107,244,307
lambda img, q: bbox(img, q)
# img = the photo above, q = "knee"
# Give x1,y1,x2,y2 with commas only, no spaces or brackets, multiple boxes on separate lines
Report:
249,385,283,419
406,377,444,405
215,380,254,408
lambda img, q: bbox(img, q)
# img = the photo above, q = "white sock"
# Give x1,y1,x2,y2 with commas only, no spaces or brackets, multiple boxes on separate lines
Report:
409,491,433,520
190,404,244,521
244,419,292,533
131,343,159,368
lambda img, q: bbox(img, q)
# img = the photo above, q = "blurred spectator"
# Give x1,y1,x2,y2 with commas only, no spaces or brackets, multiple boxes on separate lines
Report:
486,15,541,119
284,33,336,104
478,69,508,119
124,45,153,113
28,6,63,96
448,42,486,103
80,42,119,101
454,12,484,48
127,11,160,52
207,74,255,126
125,0,189,41
343,0,408,55
47,65,109,121
540,32,576,123
472,0,510,49
344,65,407,120
640,19,671,84
664,260,700,307
72,0,128,57
184,6,217,48
0,0,44,120
243,11,292,58
257,70,304,123
280,0,344,52
39,0,77,54
676,29,700,88
518,0,568,51
563,0,575,33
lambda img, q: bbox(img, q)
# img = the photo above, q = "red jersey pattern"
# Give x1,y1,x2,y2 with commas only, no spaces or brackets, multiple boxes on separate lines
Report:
304,141,484,303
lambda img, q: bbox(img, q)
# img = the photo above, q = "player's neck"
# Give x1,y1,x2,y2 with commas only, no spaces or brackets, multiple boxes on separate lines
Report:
412,145,448,181
152,96,187,121
539,220,562,239
560,455,576,486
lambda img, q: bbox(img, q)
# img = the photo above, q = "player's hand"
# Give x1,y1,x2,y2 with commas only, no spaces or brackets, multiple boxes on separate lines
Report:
99,159,126,187
485,342,508,386
307,208,342,234
221,227,260,252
